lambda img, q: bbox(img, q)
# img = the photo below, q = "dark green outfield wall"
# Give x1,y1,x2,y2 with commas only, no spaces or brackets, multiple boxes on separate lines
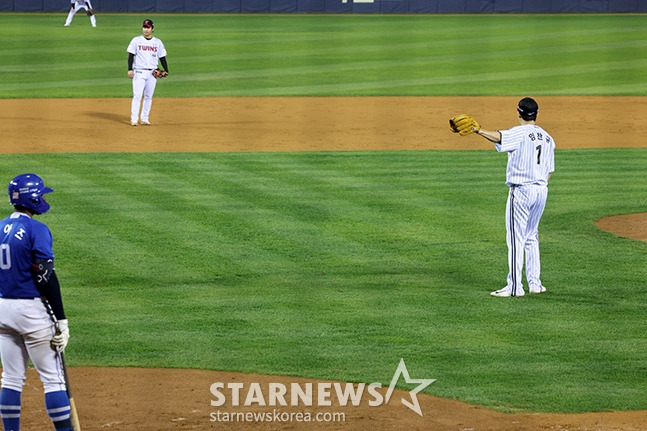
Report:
4,0,647,13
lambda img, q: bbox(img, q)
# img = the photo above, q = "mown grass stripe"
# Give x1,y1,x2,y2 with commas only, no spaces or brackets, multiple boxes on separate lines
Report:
5,24,643,68
2,14,647,97
190,58,647,96
6,54,643,96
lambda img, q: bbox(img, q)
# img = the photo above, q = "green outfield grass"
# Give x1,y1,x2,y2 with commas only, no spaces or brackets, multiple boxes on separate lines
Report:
2,13,647,414
1,13,647,97
1,150,646,413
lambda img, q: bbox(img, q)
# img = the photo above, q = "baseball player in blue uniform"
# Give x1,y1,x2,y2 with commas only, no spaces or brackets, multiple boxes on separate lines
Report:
450,97,555,297
0,174,72,431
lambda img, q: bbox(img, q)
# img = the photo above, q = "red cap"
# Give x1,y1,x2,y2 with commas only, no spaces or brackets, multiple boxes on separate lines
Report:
143,19,154,28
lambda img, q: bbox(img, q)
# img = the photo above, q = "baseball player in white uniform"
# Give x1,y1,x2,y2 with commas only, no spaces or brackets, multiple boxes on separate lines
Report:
473,98,556,297
64,0,96,27
127,19,169,126
0,174,72,431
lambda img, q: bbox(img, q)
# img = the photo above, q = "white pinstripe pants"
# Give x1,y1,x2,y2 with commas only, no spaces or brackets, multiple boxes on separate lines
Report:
505,184,548,295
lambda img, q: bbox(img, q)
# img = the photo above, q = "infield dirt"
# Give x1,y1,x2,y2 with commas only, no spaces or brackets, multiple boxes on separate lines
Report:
2,96,646,430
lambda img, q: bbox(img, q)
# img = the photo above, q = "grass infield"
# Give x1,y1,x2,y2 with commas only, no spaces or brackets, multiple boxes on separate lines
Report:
1,13,647,414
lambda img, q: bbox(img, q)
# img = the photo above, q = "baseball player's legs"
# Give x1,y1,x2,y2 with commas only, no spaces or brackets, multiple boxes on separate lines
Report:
0,386,21,430
80,6,97,27
64,7,77,26
0,300,30,396
0,332,30,392
524,186,548,291
140,75,157,124
0,304,70,430
24,327,66,393
524,233,541,288
25,327,72,429
44,390,72,430
505,186,532,295
0,333,29,429
131,72,147,124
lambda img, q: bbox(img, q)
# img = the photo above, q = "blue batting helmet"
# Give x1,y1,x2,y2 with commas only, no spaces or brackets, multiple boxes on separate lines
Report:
8,174,54,214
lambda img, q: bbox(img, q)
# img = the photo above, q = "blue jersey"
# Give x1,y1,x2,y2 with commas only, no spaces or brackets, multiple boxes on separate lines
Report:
0,212,54,299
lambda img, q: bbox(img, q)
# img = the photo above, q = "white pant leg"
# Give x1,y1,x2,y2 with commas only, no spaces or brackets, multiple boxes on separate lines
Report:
0,299,63,393
70,5,95,27
525,233,541,289
505,187,531,295
0,332,29,392
24,327,66,393
140,73,158,122
64,7,77,26
65,4,87,25
524,186,548,289
131,71,148,123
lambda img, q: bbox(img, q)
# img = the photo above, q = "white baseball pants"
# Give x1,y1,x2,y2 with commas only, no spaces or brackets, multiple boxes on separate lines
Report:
64,5,96,27
131,69,158,124
0,298,66,393
505,184,548,295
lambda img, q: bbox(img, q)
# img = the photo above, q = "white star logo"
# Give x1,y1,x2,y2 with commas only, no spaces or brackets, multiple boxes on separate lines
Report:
384,358,435,416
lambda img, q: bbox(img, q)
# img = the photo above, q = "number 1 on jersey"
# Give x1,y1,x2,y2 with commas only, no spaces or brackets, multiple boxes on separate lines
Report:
536,144,542,165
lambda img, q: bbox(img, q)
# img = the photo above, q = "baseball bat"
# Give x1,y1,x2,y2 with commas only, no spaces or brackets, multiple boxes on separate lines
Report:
59,349,82,431
41,299,81,431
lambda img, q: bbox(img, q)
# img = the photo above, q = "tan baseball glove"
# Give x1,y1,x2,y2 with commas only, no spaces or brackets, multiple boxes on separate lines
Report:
86,8,94,16
449,114,481,136
153,69,168,79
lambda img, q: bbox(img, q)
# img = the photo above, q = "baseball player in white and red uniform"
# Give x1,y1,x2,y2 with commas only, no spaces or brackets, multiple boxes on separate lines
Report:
127,19,169,126
64,0,96,27
0,174,72,431
474,98,556,297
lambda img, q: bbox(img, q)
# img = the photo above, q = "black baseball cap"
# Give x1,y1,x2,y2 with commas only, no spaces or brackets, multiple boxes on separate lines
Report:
143,19,154,28
517,97,538,118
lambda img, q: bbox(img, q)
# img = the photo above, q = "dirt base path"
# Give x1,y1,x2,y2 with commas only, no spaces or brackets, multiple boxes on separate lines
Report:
3,96,647,153
16,367,647,431
2,96,646,430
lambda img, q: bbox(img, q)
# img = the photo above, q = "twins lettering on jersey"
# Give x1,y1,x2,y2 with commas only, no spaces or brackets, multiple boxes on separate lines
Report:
127,36,167,69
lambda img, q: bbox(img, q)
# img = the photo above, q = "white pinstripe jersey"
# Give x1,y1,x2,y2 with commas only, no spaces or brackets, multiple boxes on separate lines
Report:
495,124,555,187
